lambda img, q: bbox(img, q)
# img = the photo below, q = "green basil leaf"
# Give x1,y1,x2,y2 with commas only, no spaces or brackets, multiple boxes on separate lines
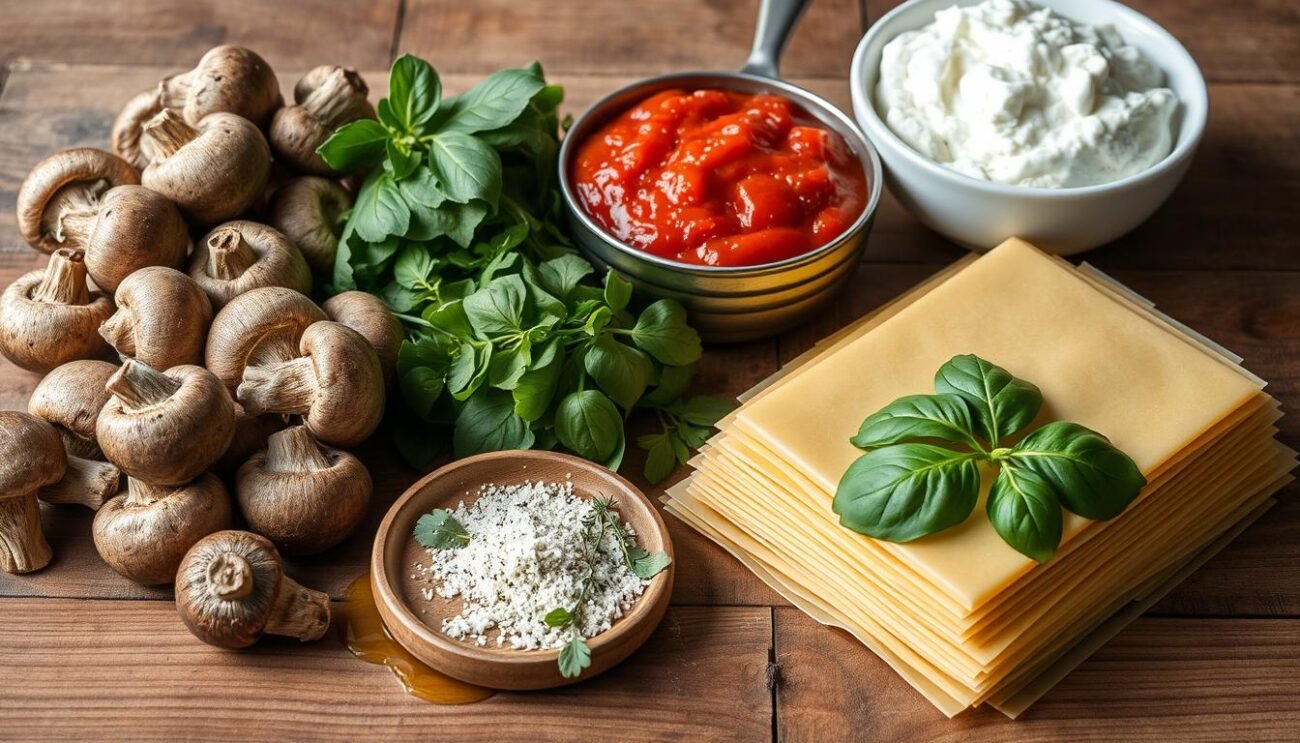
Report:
531,253,594,300
677,422,710,449
630,300,702,366
351,172,410,243
1010,421,1146,520
447,342,490,400
441,67,546,135
987,463,1062,563
583,335,652,411
643,364,694,407
832,444,981,542
316,119,390,172
463,274,528,336
400,366,446,422
558,636,591,679
681,396,734,427
850,393,981,450
543,607,572,628
488,346,530,390
453,388,535,457
428,131,502,207
933,354,1042,446
631,550,672,579
386,138,419,180
641,433,677,484
423,300,474,339
555,389,622,463
603,270,633,313
388,54,441,132
394,244,435,288
398,165,447,209
513,343,563,422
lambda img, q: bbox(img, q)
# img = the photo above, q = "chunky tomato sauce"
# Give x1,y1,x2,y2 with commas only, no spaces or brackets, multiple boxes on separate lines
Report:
571,89,867,267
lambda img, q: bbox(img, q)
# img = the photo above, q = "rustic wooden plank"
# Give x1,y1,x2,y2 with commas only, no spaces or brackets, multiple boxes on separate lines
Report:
0,599,774,742
866,0,1300,84
399,0,865,78
774,609,1300,741
0,1,400,70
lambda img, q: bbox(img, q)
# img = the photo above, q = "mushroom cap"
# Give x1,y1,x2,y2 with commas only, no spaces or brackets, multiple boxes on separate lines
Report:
97,363,236,486
322,291,402,391
100,267,213,369
111,89,164,170
284,322,385,447
93,474,233,585
214,401,285,475
83,185,189,292
236,427,372,555
28,359,119,458
0,411,68,496
162,45,283,129
0,254,115,374
268,177,351,274
175,529,285,648
16,148,140,253
188,220,312,308
269,66,374,175
268,107,334,175
142,112,271,225
205,287,327,392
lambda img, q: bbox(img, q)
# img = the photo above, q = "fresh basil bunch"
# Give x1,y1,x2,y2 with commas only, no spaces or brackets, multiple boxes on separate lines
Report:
316,55,729,480
833,355,1146,562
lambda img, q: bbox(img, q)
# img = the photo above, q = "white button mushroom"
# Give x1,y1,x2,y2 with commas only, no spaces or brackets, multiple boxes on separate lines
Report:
28,360,123,511
175,530,331,649
93,475,233,585
268,176,352,274
99,266,214,370
270,66,375,175
0,248,115,373
0,411,66,574
141,109,271,225
158,45,283,130
321,290,403,393
204,287,327,394
187,221,312,309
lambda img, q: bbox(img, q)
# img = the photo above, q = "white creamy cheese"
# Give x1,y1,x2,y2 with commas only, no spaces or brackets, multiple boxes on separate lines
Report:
876,0,1179,188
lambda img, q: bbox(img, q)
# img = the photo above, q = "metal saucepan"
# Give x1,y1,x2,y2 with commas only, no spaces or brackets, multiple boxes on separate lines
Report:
557,0,883,342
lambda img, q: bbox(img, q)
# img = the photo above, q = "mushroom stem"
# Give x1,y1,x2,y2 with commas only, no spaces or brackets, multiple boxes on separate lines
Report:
264,574,331,641
39,456,121,510
49,180,108,247
302,68,370,128
265,425,330,473
98,308,137,357
238,357,316,416
205,226,258,280
106,360,183,410
207,551,256,600
0,495,54,574
143,109,200,160
31,249,91,306
123,477,173,508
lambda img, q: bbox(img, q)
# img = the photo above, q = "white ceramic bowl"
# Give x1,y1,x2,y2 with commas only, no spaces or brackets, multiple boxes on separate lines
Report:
850,0,1208,255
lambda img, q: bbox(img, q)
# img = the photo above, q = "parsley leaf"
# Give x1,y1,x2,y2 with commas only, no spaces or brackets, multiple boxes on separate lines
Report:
413,509,470,549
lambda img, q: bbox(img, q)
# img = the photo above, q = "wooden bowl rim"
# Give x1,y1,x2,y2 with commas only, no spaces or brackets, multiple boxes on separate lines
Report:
370,449,674,674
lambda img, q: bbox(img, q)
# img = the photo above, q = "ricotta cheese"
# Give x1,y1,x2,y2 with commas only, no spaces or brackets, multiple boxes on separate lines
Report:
875,0,1179,188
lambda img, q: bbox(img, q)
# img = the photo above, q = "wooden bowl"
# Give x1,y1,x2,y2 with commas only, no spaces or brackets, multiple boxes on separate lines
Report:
370,450,675,690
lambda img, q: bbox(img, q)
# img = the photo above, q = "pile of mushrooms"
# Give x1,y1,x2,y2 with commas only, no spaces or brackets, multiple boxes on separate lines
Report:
0,45,405,649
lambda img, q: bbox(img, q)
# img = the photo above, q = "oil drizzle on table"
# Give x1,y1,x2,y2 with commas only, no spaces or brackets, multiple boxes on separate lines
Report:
339,574,495,704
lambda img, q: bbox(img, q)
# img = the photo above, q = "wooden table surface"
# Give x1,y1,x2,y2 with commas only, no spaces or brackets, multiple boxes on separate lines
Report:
1,1,1297,740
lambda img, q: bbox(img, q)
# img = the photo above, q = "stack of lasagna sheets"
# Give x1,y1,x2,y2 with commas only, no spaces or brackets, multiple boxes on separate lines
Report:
664,239,1294,717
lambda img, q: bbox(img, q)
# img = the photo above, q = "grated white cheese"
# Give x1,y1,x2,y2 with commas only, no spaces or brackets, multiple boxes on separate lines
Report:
418,480,649,650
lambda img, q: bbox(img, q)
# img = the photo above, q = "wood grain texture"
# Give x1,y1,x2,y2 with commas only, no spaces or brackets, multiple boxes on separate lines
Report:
0,600,775,742
773,608,1300,742
400,0,866,77
0,0,401,69
866,0,1300,84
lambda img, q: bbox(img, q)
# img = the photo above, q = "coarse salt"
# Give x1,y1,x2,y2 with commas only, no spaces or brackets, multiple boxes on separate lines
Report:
421,480,649,650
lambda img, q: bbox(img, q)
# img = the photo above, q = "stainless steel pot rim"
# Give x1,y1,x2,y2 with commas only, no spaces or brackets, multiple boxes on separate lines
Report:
557,70,884,279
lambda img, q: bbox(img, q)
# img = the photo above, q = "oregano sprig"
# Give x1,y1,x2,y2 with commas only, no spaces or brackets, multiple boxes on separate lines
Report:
833,354,1146,562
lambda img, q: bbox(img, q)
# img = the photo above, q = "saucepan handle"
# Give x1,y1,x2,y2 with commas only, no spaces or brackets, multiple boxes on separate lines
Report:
741,0,812,79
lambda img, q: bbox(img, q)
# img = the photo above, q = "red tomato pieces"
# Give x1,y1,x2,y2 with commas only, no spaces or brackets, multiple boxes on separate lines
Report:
571,89,867,267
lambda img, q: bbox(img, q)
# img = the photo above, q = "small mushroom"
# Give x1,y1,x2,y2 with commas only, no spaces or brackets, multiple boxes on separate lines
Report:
94,475,233,585
215,401,285,476
100,267,213,369
322,291,402,392
97,360,236,486
111,89,164,170
0,249,115,373
158,45,283,130
204,287,327,393
270,66,374,175
17,149,190,292
141,109,271,225
0,411,66,574
238,321,385,448
188,221,312,309
15,148,139,253
175,529,331,648
268,176,352,273
28,360,122,510
237,425,371,555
